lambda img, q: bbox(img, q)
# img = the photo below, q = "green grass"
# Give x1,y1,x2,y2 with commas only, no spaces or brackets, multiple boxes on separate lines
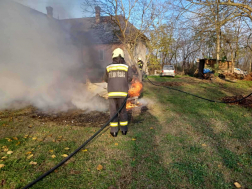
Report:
1,75,252,188
143,75,252,188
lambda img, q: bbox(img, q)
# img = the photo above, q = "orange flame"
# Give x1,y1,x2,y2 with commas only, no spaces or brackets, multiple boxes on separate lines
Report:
126,79,143,110
128,79,143,97
126,101,135,109
126,101,141,110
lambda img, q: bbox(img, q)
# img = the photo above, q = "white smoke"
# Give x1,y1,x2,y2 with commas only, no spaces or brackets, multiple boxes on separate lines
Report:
138,98,154,107
13,0,85,19
0,0,107,112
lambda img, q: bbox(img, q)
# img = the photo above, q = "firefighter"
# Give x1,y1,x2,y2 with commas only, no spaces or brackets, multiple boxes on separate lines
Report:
137,58,143,71
137,57,144,79
104,48,133,137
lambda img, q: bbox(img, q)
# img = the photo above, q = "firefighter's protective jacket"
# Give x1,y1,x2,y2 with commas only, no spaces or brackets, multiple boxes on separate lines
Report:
138,60,143,70
104,60,133,98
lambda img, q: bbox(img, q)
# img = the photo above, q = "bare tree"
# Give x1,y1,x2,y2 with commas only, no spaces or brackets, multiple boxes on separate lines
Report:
82,0,167,79
218,0,252,21
174,0,251,67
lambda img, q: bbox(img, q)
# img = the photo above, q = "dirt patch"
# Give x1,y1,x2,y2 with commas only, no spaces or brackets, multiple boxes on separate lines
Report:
159,82,184,87
1,103,149,128
244,73,252,81
222,95,252,108
176,76,214,84
30,109,110,127
223,73,245,80
204,73,214,80
31,106,148,127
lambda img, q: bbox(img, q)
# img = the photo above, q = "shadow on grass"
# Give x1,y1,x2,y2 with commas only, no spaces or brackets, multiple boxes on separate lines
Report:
127,109,230,188
127,111,177,189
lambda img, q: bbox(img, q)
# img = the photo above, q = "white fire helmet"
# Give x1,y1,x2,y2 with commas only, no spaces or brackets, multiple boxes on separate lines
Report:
138,57,141,61
112,48,124,59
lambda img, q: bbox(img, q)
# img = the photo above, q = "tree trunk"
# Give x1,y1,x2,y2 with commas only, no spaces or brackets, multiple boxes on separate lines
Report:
216,1,220,67
250,59,252,73
216,30,220,67
231,51,234,73
182,59,186,75
199,59,205,79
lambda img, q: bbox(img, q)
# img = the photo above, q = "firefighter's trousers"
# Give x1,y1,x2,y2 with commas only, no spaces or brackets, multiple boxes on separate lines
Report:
109,98,128,133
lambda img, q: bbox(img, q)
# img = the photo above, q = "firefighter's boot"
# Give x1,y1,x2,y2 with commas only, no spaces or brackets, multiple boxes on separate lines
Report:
110,132,118,137
121,131,127,135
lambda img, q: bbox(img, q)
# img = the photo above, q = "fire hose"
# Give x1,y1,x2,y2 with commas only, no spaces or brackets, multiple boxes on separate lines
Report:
20,75,252,188
22,95,128,189
145,75,252,167
145,75,252,104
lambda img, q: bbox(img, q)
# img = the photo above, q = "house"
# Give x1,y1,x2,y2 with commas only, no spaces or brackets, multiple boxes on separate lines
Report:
60,6,148,81
4,1,147,82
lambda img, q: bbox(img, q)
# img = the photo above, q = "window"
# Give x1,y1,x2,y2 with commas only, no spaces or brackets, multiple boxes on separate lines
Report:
163,65,174,70
99,49,104,61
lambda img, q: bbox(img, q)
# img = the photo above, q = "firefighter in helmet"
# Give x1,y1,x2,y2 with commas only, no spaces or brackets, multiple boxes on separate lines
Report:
137,57,143,71
137,57,144,79
104,48,133,137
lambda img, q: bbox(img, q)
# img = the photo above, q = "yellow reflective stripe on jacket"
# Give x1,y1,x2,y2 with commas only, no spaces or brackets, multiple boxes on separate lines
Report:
107,66,128,72
120,121,128,126
108,92,128,97
110,122,118,127
106,64,128,72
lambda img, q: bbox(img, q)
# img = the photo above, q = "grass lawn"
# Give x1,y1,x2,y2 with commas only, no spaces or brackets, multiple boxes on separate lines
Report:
1,75,252,189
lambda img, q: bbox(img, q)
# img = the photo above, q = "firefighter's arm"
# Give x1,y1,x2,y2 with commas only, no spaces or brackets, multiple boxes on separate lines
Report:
103,69,108,83
128,65,133,82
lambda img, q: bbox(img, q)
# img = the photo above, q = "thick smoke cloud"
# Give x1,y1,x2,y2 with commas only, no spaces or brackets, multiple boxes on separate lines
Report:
0,0,107,112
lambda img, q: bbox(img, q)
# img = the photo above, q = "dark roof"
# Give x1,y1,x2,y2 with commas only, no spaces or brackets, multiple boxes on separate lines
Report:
61,16,121,44
7,0,147,45
61,15,148,45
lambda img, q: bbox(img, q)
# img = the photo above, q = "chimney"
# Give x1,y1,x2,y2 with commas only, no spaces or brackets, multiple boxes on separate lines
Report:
46,6,53,18
95,6,101,24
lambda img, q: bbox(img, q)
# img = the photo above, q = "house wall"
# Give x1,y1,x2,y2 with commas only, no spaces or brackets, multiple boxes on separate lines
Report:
124,40,147,71
82,43,124,82
82,43,125,68
82,41,147,82
82,42,147,68
134,40,147,71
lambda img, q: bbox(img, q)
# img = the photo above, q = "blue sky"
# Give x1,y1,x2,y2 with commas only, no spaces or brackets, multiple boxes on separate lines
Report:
13,0,88,19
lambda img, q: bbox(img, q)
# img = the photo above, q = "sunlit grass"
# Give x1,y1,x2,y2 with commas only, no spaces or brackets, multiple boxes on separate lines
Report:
0,75,252,188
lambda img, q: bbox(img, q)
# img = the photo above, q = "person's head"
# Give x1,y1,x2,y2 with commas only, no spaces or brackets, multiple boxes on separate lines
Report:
112,48,124,59
112,48,125,64
138,57,141,61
